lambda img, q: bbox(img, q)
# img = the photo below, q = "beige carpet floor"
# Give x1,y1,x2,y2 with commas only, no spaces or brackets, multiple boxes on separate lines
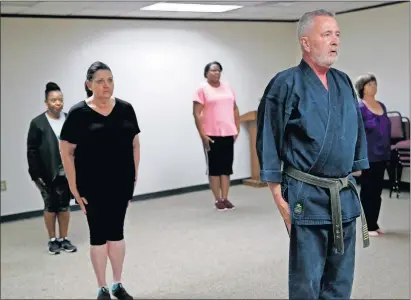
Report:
1,185,409,299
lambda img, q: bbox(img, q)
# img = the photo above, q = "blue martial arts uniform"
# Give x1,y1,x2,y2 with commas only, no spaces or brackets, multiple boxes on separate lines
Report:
256,59,370,299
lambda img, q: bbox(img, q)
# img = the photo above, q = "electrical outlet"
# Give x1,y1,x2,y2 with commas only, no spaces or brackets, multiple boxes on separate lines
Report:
1,181,6,192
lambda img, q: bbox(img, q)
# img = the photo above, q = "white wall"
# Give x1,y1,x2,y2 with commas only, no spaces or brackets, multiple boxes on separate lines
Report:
334,3,410,183
333,3,410,117
294,3,410,117
2,3,409,216
0,17,296,216
293,3,410,183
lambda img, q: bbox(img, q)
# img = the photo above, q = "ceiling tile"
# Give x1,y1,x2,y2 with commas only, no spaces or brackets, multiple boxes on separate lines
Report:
1,0,401,21
213,1,388,20
67,1,152,16
0,6,27,14
75,9,130,16
20,1,92,15
78,1,153,10
0,0,38,5
0,0,38,3
1,0,38,13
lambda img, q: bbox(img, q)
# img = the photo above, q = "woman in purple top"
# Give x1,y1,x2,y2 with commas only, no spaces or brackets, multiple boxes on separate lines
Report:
355,74,391,236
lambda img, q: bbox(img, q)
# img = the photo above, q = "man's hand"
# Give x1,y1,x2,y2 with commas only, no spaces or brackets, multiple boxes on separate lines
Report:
275,196,291,227
351,170,362,177
268,183,291,226
201,135,214,151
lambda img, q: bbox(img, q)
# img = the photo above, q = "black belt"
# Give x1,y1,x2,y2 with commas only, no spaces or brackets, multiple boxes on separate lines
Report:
284,166,370,255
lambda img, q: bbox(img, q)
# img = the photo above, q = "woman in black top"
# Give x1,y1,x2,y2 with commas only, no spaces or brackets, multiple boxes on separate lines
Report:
60,61,140,300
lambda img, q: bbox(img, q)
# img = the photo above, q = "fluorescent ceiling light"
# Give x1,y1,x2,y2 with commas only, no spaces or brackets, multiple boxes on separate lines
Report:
140,2,243,13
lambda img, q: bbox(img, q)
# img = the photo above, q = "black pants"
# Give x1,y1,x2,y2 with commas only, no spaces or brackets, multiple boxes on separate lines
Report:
85,195,129,246
360,161,387,231
204,136,234,176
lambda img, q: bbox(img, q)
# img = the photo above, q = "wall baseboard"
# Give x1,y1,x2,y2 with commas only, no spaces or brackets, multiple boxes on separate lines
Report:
1,178,408,223
0,178,247,223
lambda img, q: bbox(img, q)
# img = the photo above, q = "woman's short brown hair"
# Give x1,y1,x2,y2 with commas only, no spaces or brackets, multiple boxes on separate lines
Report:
354,73,377,99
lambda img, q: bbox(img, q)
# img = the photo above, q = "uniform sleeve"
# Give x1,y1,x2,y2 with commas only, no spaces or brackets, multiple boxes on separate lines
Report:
194,87,205,105
347,76,369,172
60,108,81,145
256,78,288,183
27,120,42,181
129,104,141,136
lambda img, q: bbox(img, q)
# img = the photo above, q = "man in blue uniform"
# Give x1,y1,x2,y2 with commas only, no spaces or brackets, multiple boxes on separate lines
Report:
256,9,370,299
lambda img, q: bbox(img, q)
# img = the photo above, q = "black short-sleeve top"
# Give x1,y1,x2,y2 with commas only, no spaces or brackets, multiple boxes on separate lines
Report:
60,98,140,199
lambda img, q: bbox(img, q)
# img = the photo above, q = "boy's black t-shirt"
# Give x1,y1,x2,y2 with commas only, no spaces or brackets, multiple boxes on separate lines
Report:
60,98,140,200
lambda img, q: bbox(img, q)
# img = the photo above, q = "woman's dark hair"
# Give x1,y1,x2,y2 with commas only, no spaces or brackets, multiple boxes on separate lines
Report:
354,73,377,99
85,61,111,97
45,82,61,99
204,61,223,78
84,82,93,97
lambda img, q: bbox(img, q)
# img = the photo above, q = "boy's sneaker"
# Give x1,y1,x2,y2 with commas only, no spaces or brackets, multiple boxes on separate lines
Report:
97,287,111,300
60,238,77,253
222,199,235,210
112,283,133,300
48,239,60,255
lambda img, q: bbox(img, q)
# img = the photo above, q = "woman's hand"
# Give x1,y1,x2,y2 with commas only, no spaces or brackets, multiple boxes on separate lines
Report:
74,195,88,214
130,175,138,208
201,135,214,151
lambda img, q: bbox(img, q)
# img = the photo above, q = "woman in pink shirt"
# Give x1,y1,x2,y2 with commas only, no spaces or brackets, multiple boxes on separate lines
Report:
193,61,240,210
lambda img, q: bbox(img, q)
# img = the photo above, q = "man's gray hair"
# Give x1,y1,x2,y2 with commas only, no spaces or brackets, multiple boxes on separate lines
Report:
297,9,336,40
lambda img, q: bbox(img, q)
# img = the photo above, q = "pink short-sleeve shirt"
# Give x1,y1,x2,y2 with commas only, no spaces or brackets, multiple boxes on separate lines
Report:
194,81,238,137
